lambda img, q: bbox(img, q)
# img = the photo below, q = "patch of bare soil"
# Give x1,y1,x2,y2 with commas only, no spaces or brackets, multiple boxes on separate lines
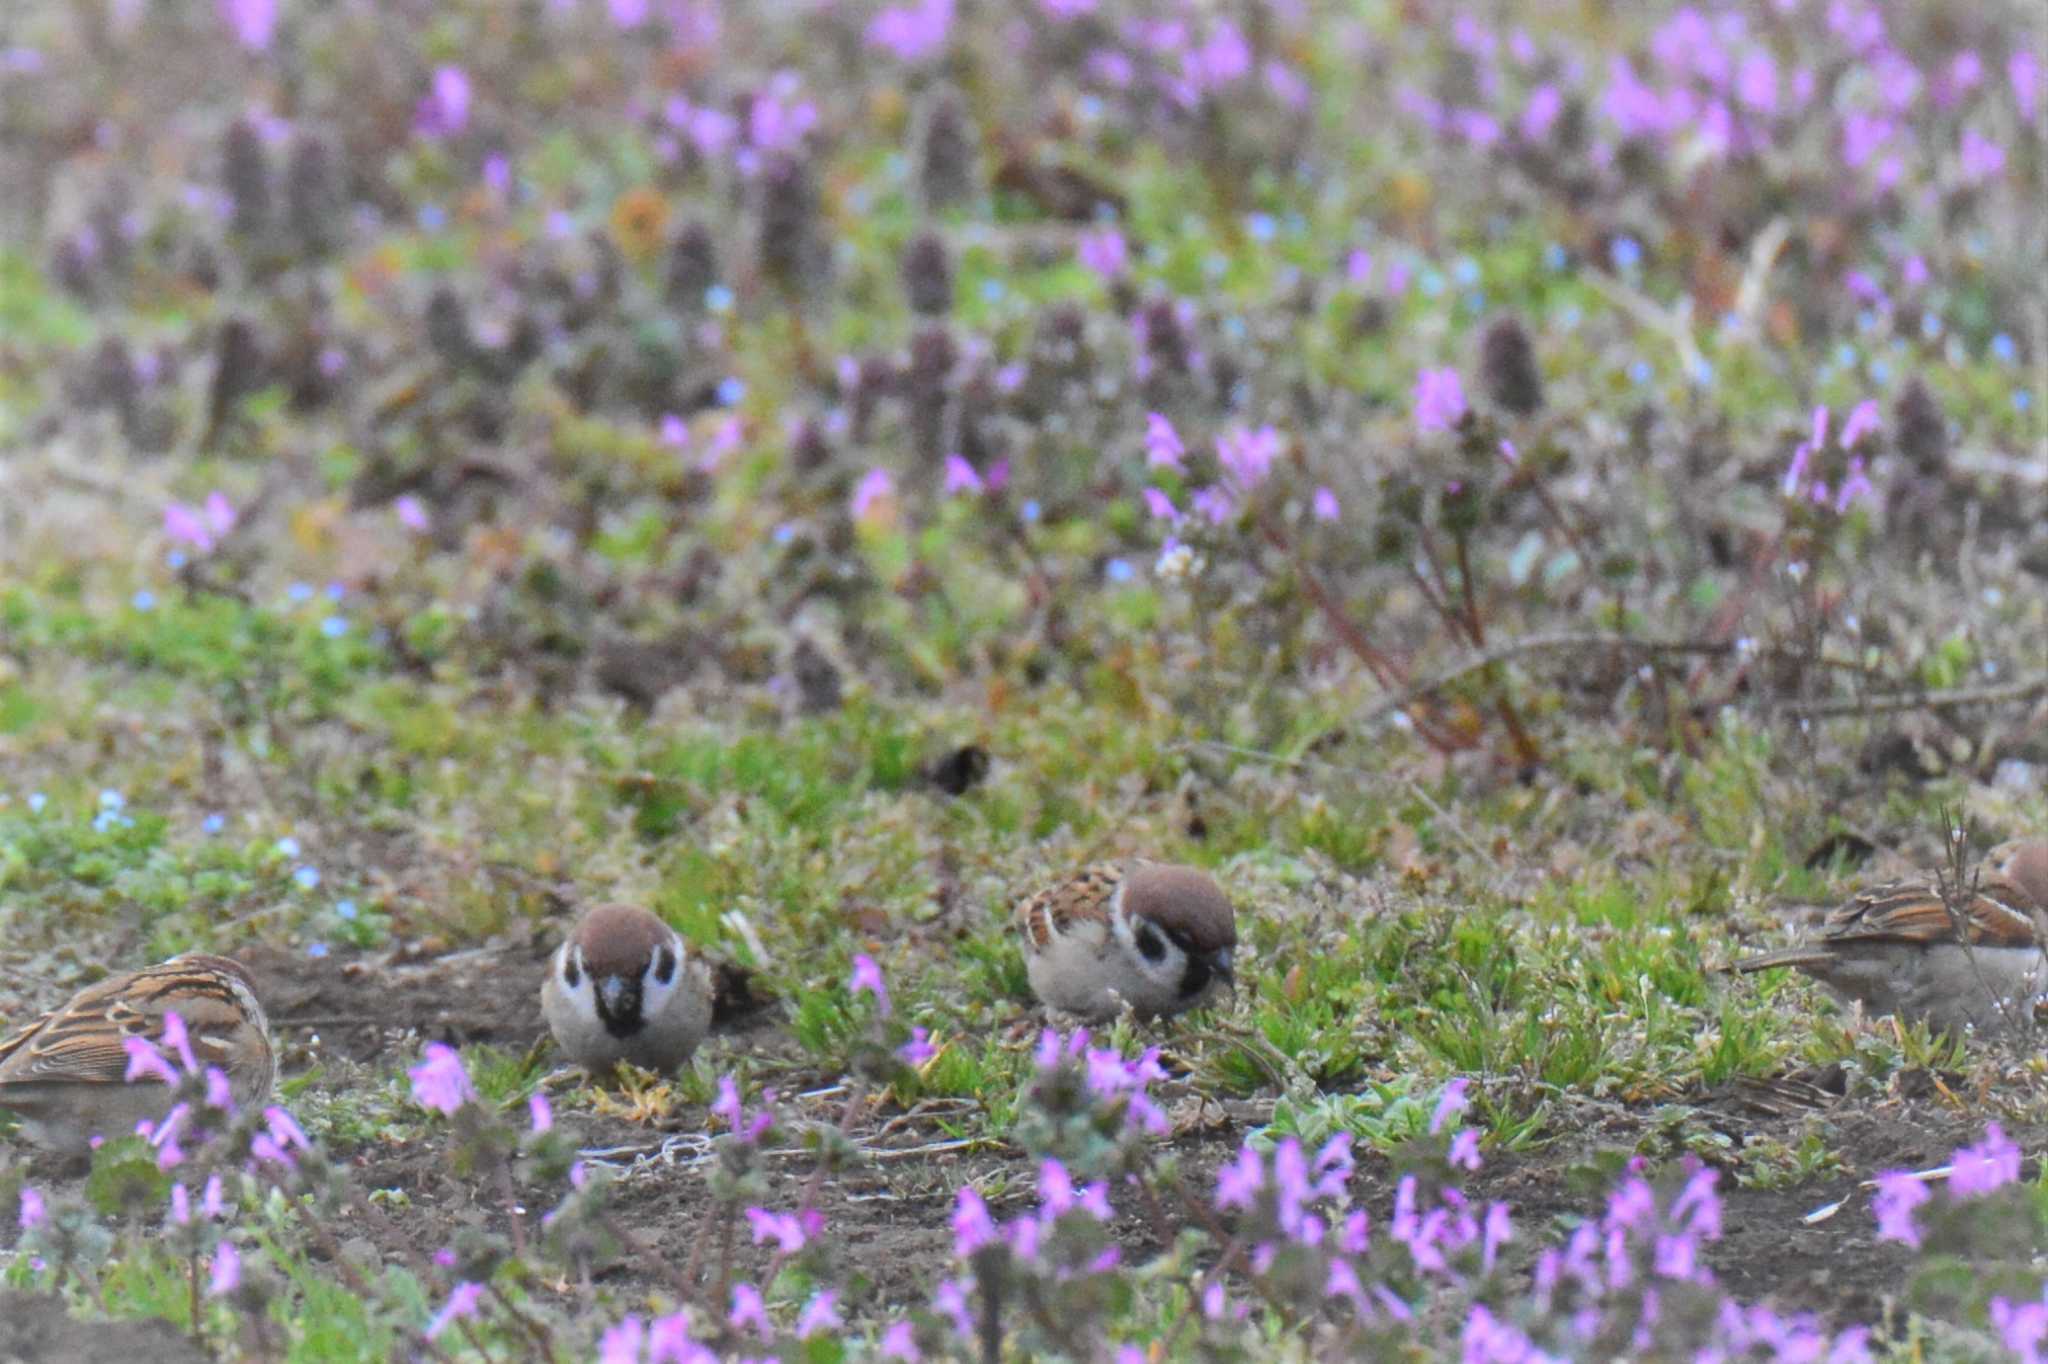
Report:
0,1291,210,1364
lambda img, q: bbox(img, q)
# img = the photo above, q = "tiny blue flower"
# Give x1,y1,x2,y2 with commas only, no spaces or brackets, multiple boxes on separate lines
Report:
1222,316,1248,341
2017,390,2033,412
1991,333,2017,364
92,812,117,833
275,836,300,857
320,616,348,638
98,789,124,811
1689,356,1715,387
704,284,735,313
1834,343,1857,368
772,523,796,545
1020,500,1042,524
287,582,314,603
294,866,321,890
980,279,1006,302
1628,358,1653,385
167,550,188,569
1418,268,1446,297
1920,312,1943,340
418,204,447,232
1610,236,1642,272
1077,95,1104,122
1544,242,1567,271
27,792,45,813
1867,358,1890,384
1451,257,1480,287
716,376,747,406
1104,558,1134,583
325,582,344,601
336,899,359,921
202,813,225,835
131,590,156,611
1203,253,1229,280
1463,290,1486,314
307,942,330,959
1246,213,1277,243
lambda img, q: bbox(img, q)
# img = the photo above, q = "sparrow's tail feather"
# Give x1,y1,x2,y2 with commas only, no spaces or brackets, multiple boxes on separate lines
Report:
1725,948,1833,974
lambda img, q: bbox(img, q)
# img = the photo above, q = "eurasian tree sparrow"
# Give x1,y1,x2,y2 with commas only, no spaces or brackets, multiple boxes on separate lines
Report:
541,904,714,1073
1730,840,2048,1035
0,954,274,1150
1016,862,1238,1021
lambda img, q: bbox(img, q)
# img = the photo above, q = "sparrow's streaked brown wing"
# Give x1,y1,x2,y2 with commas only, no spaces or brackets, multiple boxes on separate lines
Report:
1814,876,2041,949
0,958,258,1088
1016,864,1124,949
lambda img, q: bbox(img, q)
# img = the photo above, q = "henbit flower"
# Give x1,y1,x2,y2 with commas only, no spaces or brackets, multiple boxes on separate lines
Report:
897,1026,936,1067
1312,486,1340,521
952,1187,999,1256
417,66,472,139
745,1206,816,1254
1448,1128,1482,1171
123,1035,179,1087
1141,487,1183,523
1412,368,1469,435
1215,425,1281,490
1482,1201,1513,1270
851,466,895,521
867,0,953,63
426,1282,485,1339
164,491,238,553
1872,1170,1930,1247
1215,1144,1264,1210
1833,459,1874,514
1144,412,1185,470
1960,129,2006,182
1838,398,1881,450
201,1175,225,1218
208,1241,241,1296
850,953,891,1017
218,0,276,51
1077,227,1128,281
1949,1122,2021,1197
1190,485,1237,526
18,1187,45,1230
796,1289,841,1339
265,1105,310,1152
2014,51,2042,122
1429,1077,1470,1134
528,1093,553,1135
599,1318,645,1364
393,495,430,533
408,1042,475,1115
942,454,984,496
729,1283,768,1334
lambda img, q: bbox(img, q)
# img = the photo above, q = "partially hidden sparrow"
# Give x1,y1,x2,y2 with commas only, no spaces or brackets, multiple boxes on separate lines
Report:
541,904,714,1074
0,953,274,1150
1015,861,1238,1021
1729,839,2048,1035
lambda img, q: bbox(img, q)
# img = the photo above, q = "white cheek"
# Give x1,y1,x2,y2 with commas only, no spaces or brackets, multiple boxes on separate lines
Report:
556,950,600,1018
638,939,687,1016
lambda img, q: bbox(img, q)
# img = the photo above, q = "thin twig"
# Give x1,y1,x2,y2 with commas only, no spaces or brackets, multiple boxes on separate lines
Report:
1771,674,2048,718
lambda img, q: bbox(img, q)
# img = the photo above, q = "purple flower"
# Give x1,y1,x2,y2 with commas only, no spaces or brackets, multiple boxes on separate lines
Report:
1412,368,1469,435
607,0,648,26
599,1317,644,1364
746,1206,814,1254
417,67,472,139
1950,1122,2021,1196
408,1042,474,1115
942,455,984,496
1142,487,1183,523
1872,1170,1930,1247
867,0,953,63
1077,228,1127,281
2013,51,2042,122
1186,19,1251,89
952,1186,997,1255
218,0,276,51
796,1289,841,1338
1448,1129,1482,1171
897,1026,936,1067
208,1242,241,1296
264,1105,310,1152
851,467,895,521
123,1035,179,1086
18,1187,46,1230
1521,84,1563,141
1144,413,1185,470
1429,1077,1470,1134
1833,459,1874,514
1214,1144,1263,1210
164,491,237,553
849,953,891,1016
1190,485,1237,525
728,1283,767,1334
393,495,430,533
879,1323,922,1362
1311,486,1340,521
425,1282,485,1339
527,1093,552,1135
1215,425,1281,491
1960,129,2006,182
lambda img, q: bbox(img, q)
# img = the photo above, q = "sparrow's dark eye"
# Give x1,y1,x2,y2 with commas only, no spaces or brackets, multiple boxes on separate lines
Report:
653,946,677,986
1135,924,1166,962
562,955,582,990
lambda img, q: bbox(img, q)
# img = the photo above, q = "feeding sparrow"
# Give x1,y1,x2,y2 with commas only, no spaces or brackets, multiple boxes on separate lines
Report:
541,904,714,1073
1729,840,2048,1035
1015,861,1238,1021
0,953,274,1150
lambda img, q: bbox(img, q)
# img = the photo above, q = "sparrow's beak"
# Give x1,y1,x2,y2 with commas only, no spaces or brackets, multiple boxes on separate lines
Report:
1210,949,1235,988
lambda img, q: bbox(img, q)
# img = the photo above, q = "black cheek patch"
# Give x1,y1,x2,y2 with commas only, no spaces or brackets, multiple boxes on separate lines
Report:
1178,955,1213,999
1136,925,1167,962
654,946,677,986
563,957,582,989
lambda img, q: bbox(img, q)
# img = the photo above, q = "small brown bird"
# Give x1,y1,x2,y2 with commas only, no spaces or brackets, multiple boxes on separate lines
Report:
1015,862,1238,1021
0,954,274,1149
1729,839,2048,1035
541,905,714,1073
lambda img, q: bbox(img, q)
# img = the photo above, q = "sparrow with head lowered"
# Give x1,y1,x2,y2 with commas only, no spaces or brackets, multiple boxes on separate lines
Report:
1015,861,1239,1021
541,904,714,1074
0,953,274,1150
1729,838,2048,1036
